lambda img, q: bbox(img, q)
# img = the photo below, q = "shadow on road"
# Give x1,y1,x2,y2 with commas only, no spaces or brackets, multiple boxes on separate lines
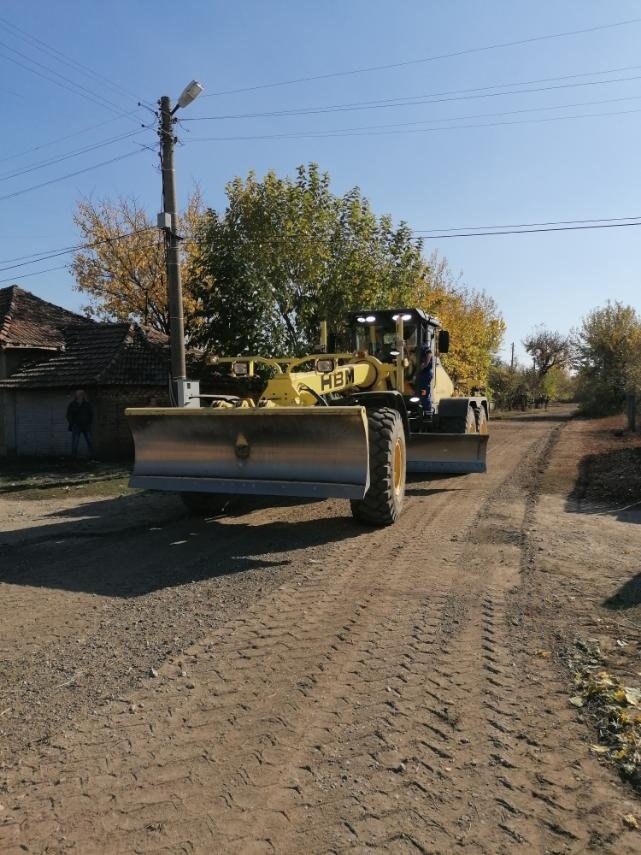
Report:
565,445,641,525
0,492,365,598
603,573,641,610
493,412,573,424
405,470,481,498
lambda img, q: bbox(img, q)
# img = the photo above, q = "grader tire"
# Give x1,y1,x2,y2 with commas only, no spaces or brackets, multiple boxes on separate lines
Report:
442,406,478,435
181,492,239,517
350,407,406,526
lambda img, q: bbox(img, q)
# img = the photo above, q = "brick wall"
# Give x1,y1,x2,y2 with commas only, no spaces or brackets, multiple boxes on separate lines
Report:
94,386,169,459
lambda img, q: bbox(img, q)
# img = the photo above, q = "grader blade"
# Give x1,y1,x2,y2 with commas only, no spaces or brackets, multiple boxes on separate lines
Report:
406,432,488,474
126,406,370,499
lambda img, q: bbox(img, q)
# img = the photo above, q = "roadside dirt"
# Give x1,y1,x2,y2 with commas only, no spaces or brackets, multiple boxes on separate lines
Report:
1,408,641,854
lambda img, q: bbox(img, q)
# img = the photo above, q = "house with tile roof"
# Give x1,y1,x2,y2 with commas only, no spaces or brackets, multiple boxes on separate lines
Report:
0,284,95,378
0,286,171,457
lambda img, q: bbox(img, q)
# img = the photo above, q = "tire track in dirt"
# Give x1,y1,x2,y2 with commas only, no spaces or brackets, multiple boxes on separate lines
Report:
2,419,633,854
2,492,464,853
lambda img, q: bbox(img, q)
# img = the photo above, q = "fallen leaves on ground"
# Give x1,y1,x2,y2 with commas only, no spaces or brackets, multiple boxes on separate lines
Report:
573,668,641,786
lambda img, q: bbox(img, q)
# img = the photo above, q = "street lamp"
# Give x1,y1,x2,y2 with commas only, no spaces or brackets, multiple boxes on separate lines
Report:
157,80,203,406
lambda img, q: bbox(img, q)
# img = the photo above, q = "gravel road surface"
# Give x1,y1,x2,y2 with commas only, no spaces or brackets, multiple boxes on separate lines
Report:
1,412,640,853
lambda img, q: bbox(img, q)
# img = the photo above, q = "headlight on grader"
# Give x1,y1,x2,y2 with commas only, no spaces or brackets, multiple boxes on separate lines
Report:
231,362,249,376
315,358,335,373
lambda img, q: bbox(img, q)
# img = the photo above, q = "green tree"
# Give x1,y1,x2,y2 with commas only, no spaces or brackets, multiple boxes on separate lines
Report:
488,358,520,409
573,301,641,416
541,365,577,402
189,164,425,355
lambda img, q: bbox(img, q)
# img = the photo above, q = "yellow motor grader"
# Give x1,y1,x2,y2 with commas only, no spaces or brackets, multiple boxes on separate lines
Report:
126,309,488,526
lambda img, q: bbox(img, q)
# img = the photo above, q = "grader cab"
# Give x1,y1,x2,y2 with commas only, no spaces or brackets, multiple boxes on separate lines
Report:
126,309,488,526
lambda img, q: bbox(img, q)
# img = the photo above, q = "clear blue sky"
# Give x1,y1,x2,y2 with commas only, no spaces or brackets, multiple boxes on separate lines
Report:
1,1,640,363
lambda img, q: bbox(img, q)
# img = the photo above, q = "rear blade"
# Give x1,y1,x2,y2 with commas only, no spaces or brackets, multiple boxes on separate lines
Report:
126,406,370,499
407,432,488,474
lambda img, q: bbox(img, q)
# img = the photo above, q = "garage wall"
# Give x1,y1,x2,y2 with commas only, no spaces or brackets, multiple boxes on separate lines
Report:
15,390,71,456
0,389,16,456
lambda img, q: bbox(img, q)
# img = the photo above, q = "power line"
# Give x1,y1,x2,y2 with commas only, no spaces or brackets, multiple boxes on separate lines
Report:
9,211,641,267
0,112,143,165
0,243,93,266
0,15,152,108
414,214,641,232
0,39,137,119
0,149,146,202
189,68,641,121
0,263,68,284
185,94,641,139
3,213,640,282
0,128,150,182
416,221,641,238
0,227,158,273
189,104,641,142
204,17,641,96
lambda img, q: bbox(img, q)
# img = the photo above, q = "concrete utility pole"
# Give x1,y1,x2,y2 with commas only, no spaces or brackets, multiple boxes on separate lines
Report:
157,81,203,406
159,95,186,395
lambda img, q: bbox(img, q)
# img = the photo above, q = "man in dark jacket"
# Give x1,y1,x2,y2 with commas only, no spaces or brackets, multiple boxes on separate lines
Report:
66,389,95,458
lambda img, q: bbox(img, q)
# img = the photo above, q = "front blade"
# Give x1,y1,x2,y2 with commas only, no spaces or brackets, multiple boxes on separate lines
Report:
126,406,370,499
407,432,488,474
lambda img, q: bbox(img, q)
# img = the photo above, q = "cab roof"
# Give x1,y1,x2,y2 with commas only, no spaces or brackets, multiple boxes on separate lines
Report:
347,309,442,329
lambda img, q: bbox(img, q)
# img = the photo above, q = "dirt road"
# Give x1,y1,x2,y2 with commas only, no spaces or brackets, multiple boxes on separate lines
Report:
1,411,640,853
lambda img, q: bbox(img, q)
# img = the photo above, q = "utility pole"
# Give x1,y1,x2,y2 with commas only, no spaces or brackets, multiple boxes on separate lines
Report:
157,81,202,406
159,95,187,402
510,342,515,371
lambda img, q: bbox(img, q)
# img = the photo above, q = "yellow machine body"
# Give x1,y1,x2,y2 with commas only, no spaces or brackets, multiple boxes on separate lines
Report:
126,311,489,518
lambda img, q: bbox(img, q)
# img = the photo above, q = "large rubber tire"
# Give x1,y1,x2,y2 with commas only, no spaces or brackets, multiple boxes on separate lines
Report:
181,492,239,517
476,406,489,435
350,408,406,526
441,406,478,434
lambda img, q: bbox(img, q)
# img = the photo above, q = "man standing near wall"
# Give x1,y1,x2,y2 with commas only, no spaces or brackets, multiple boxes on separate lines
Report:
66,389,95,459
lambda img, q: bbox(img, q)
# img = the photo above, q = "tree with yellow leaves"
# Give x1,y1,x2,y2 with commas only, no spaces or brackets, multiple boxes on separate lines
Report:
408,252,505,393
70,190,206,337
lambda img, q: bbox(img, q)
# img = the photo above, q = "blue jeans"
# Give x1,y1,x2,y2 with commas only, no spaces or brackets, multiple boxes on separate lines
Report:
418,369,433,413
71,426,95,457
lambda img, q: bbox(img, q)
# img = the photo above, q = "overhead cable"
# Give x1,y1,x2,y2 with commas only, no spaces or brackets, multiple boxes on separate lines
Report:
204,17,641,96
415,214,641,232
0,15,152,107
6,213,641,272
189,104,641,142
0,112,144,165
0,228,157,273
189,69,641,121
0,128,150,182
416,221,641,238
0,263,69,284
0,40,138,118
0,149,145,202
186,94,641,138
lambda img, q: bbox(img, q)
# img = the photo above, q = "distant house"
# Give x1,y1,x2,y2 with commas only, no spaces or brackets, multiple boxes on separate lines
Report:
0,286,170,458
